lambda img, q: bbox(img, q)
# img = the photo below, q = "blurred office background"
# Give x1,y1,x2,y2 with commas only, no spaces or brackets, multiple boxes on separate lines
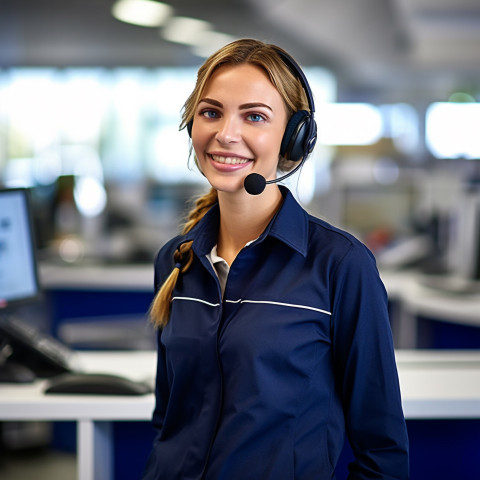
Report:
1,0,480,273
1,0,480,479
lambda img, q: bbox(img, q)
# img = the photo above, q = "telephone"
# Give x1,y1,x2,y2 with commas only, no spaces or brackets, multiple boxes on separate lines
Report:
0,315,76,380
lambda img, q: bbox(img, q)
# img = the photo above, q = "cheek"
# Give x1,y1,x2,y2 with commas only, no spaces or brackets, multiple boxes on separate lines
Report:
191,128,208,159
253,129,284,158
190,131,209,175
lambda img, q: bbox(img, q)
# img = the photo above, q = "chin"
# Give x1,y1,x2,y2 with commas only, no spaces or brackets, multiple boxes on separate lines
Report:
208,178,246,194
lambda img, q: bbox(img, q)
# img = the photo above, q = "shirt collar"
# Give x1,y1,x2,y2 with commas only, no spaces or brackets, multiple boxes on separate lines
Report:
185,186,309,258
265,186,309,257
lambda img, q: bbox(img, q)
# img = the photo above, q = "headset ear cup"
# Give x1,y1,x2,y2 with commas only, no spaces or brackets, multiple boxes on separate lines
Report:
280,110,311,162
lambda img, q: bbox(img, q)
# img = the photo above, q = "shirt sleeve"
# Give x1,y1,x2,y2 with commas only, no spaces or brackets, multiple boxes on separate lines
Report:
331,243,409,479
149,242,177,434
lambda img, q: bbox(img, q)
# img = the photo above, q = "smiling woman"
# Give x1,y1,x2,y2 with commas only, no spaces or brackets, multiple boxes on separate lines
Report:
191,63,287,195
142,38,409,480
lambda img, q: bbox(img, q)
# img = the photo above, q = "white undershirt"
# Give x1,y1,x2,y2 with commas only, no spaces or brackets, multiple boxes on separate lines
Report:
208,244,230,297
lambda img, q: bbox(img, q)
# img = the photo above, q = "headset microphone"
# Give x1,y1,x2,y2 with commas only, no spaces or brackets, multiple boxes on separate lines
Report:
244,159,307,195
243,173,266,196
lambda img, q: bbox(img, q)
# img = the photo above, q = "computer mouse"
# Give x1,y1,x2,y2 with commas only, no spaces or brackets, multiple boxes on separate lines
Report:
44,372,153,396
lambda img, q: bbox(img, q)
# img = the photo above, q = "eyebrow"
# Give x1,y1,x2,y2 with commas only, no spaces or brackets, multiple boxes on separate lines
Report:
198,98,273,112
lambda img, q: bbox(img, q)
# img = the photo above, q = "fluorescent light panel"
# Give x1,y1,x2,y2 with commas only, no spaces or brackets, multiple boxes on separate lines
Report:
192,31,237,58
426,102,480,159
161,16,212,45
317,103,383,145
112,0,173,27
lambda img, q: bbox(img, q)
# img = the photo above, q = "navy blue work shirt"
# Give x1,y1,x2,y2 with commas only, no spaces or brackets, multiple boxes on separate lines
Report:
142,187,409,479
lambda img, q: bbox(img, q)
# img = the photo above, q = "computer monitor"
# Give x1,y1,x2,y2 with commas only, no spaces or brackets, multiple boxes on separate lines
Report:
0,188,75,381
0,187,41,309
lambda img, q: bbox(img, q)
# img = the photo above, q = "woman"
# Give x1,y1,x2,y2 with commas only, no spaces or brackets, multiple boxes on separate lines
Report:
142,38,409,479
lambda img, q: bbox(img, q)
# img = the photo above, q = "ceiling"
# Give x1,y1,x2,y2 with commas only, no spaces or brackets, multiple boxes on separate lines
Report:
1,0,480,102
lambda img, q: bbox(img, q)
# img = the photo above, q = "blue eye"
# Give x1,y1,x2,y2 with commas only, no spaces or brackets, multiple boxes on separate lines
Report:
247,113,264,122
202,110,219,119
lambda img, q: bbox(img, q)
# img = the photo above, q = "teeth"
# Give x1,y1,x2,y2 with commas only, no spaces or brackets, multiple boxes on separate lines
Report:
211,155,249,165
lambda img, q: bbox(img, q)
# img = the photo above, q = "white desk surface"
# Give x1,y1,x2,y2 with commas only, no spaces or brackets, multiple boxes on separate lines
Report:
381,269,480,327
39,263,154,291
2,350,480,421
0,351,156,421
395,349,480,418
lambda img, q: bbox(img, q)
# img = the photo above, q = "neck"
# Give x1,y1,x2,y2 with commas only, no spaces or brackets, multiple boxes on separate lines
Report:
216,186,283,265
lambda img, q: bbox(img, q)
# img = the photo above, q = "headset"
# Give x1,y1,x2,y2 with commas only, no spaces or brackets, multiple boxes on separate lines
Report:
186,46,317,194
274,48,317,163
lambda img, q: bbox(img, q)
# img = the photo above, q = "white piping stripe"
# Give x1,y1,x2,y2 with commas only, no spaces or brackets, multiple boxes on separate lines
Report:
226,299,331,316
171,296,220,308
171,296,331,316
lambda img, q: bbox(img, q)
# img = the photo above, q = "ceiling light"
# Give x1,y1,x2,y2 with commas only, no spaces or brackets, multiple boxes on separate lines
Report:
161,17,212,45
112,0,173,28
192,31,237,58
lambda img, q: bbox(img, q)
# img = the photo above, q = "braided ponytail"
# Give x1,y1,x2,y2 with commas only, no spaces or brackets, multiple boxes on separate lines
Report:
149,188,218,328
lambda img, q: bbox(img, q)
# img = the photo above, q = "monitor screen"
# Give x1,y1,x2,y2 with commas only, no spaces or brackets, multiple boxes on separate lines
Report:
0,188,41,308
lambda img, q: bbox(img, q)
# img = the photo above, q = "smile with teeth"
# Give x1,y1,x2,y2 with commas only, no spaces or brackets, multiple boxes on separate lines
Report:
210,154,251,165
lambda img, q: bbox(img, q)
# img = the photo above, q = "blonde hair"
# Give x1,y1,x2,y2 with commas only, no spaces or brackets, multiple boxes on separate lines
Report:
149,188,218,328
149,38,310,328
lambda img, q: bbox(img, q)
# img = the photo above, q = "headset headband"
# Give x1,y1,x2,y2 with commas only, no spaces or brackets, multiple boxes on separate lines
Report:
272,47,315,116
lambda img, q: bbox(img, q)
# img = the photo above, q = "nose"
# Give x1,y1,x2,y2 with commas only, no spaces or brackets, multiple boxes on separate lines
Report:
216,116,241,144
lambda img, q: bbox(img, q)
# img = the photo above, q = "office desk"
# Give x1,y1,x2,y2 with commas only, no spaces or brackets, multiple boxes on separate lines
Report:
3,350,480,479
395,349,480,418
380,269,480,348
382,270,480,325
39,263,154,291
0,351,155,480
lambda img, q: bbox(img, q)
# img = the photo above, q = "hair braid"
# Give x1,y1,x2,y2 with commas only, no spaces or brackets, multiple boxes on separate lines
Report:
149,188,218,328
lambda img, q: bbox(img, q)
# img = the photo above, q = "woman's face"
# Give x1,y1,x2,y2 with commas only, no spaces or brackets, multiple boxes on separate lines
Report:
191,63,288,194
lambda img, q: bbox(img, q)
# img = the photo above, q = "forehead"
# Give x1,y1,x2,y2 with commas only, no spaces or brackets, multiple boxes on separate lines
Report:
202,63,284,106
